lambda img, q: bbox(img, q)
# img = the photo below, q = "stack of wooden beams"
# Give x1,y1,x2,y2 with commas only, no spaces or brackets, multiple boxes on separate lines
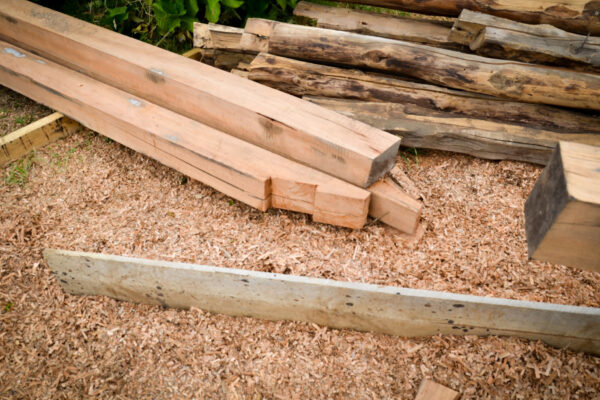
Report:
193,1,600,166
0,0,427,233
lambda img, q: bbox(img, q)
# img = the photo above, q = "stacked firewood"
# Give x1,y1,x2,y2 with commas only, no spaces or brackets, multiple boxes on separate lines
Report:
194,1,600,166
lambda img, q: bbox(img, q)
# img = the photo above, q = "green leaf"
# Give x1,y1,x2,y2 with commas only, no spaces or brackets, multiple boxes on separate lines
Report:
221,0,244,9
276,0,286,11
287,0,297,8
179,15,198,32
184,0,200,16
205,0,221,23
105,6,128,18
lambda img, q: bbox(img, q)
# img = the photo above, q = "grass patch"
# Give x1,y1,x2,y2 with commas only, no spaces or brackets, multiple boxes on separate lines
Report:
4,153,36,186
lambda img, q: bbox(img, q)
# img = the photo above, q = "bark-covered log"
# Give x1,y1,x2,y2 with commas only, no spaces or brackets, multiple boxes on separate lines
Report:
326,0,600,35
248,53,600,134
450,10,600,72
293,1,460,49
305,97,600,165
252,22,600,111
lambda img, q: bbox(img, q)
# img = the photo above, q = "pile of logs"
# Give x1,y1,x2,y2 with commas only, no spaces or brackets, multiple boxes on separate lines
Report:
194,1,600,166
0,0,424,233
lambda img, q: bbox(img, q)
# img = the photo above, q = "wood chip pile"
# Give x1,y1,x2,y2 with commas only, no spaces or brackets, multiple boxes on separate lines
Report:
1,0,599,397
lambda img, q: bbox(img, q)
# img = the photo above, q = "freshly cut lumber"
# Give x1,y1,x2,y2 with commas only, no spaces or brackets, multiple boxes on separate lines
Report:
248,53,600,135
305,97,600,165
415,380,460,400
326,0,600,35
0,1,400,188
246,21,600,111
525,141,600,272
369,176,422,232
293,1,459,49
44,249,600,354
193,23,245,51
0,42,371,228
0,112,82,166
450,10,600,72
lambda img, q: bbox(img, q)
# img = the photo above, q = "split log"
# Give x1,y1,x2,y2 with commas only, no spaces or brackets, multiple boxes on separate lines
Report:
450,10,600,72
293,1,460,49
0,41,372,229
0,112,82,167
525,141,600,272
193,23,245,51
196,49,256,71
248,53,600,134
247,21,600,111
0,1,400,188
325,0,600,36
305,97,600,165
44,249,600,354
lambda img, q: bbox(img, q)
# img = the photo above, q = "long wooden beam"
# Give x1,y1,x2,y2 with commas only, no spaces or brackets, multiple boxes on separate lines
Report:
0,41,371,228
305,97,600,165
292,1,459,49
44,249,600,355
0,112,82,166
450,10,600,72
244,21,600,111
326,0,600,35
247,53,600,135
0,0,400,188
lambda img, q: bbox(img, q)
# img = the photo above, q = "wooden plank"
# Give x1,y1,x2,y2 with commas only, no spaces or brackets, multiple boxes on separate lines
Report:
525,141,600,272
195,49,256,71
246,21,600,111
450,10,600,72
0,42,371,229
325,0,600,35
0,112,82,166
415,380,459,400
292,1,459,49
0,1,400,188
306,97,600,165
44,249,600,355
248,53,600,135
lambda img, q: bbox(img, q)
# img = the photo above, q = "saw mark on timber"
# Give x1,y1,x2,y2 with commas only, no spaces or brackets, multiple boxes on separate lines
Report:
146,68,166,84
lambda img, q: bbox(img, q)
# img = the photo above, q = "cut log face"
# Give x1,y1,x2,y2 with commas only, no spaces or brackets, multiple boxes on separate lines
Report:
525,141,600,272
247,53,600,135
193,23,245,51
450,10,600,72
292,1,460,49
306,97,600,165
325,0,600,36
0,0,400,188
0,41,371,229
253,21,600,111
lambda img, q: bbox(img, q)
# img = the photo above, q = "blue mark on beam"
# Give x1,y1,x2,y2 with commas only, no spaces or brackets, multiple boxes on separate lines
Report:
3,47,26,58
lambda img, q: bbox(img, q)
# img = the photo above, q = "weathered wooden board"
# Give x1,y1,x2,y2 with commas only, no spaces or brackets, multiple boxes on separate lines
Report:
0,42,372,228
293,1,459,49
306,97,600,165
44,249,600,354
525,142,600,272
248,53,600,134
415,380,460,400
0,0,400,188
325,0,600,35
247,21,600,111
0,112,82,166
450,10,600,72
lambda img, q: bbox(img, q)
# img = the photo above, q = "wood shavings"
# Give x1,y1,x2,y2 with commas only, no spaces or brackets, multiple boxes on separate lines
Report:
0,129,598,398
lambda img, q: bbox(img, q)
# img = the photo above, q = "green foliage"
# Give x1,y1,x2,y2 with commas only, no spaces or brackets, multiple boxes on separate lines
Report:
75,0,297,52
4,302,13,313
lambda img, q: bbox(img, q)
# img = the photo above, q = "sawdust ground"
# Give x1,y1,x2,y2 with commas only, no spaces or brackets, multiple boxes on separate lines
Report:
1,130,598,399
0,87,51,137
